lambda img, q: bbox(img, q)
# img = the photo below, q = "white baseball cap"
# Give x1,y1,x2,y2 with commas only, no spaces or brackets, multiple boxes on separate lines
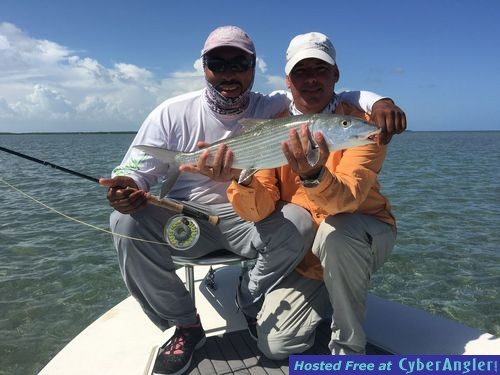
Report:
285,32,336,75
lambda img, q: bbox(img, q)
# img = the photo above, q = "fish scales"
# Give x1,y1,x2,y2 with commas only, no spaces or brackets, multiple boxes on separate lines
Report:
135,114,379,170
173,117,307,169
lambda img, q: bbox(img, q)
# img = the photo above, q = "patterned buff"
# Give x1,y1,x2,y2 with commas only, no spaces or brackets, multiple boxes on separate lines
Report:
289,94,338,116
204,75,255,116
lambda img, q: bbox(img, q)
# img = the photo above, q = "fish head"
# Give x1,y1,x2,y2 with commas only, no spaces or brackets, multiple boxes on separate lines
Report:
311,114,381,151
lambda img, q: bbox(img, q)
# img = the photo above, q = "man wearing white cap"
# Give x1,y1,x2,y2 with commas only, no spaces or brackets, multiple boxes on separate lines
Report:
100,26,404,374
229,32,398,357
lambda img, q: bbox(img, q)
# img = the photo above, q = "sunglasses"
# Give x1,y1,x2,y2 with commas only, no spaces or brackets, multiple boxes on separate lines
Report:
204,57,255,73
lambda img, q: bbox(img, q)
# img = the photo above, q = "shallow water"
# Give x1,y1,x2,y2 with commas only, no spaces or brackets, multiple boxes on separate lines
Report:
0,131,499,374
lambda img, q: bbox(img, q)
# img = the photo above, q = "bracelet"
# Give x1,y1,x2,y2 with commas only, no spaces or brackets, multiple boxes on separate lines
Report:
300,167,325,188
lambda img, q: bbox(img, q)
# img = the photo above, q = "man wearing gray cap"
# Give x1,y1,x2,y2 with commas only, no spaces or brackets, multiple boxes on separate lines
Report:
229,32,398,357
100,26,405,374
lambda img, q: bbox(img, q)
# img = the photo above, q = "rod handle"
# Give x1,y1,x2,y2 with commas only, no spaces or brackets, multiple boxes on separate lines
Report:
147,195,219,225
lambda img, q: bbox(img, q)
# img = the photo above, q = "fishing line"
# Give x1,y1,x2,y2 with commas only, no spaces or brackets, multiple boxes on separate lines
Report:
0,177,169,246
0,145,219,225
0,145,217,249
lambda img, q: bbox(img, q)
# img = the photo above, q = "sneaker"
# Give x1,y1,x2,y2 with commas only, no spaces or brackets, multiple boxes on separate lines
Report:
153,317,206,375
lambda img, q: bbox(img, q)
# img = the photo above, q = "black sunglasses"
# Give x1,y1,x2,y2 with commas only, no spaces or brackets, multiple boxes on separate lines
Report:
204,57,255,73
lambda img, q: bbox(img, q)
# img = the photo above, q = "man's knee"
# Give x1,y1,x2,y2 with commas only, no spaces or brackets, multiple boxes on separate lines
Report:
109,211,138,254
312,214,364,259
110,210,143,234
279,203,316,250
110,209,159,244
283,203,315,233
257,332,295,360
109,210,157,261
258,343,289,360
110,210,126,232
257,329,313,360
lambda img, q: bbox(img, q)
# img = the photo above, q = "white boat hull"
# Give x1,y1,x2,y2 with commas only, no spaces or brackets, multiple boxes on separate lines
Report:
39,264,500,375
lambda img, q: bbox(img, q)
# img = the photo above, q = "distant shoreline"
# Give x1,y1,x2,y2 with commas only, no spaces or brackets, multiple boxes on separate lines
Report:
2,130,500,135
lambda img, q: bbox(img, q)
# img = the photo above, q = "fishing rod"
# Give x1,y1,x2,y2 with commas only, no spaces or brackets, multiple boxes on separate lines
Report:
0,145,219,249
0,145,100,183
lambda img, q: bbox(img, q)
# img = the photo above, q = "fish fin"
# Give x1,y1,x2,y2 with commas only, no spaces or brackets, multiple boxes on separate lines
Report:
134,145,181,197
238,168,258,184
238,118,272,132
305,129,320,166
160,169,180,198
306,145,320,167
134,145,179,166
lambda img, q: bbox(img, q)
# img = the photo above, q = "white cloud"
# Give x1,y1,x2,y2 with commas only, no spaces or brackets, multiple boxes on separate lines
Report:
112,63,154,81
193,58,204,74
0,22,71,73
0,35,10,50
0,22,193,132
0,97,15,118
12,84,74,119
256,57,267,73
261,74,286,91
0,22,285,132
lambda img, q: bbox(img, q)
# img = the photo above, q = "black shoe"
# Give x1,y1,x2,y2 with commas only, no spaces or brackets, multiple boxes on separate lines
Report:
243,313,258,341
153,317,206,375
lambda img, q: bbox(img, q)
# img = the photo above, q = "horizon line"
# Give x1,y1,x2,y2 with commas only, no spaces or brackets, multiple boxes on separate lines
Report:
2,129,500,135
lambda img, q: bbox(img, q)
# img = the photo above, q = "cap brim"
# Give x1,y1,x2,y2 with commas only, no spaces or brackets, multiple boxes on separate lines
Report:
202,43,255,56
285,49,335,75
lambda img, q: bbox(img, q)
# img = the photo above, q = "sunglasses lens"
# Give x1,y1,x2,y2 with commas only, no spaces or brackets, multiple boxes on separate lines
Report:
206,58,254,73
230,60,252,72
206,60,226,73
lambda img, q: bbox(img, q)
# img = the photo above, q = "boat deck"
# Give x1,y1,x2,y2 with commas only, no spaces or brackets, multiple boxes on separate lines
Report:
184,323,386,375
188,329,290,375
40,263,499,375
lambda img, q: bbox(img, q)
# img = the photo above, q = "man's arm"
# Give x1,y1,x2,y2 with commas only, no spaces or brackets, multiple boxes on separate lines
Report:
370,99,406,144
339,91,407,144
281,122,386,215
339,90,385,113
301,144,386,214
227,169,280,222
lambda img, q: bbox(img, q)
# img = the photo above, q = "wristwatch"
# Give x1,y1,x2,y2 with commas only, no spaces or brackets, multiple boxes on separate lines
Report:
300,167,325,188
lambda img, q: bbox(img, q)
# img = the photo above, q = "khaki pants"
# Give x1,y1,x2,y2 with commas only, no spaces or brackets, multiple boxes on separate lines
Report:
256,213,396,359
110,201,314,330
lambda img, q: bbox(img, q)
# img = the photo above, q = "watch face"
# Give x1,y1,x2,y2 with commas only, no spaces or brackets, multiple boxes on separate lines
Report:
301,167,324,187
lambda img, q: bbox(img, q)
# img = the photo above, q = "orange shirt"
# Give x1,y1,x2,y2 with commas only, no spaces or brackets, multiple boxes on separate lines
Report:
227,102,396,280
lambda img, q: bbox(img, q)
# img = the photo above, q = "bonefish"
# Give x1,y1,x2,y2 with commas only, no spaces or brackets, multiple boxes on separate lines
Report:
135,114,380,170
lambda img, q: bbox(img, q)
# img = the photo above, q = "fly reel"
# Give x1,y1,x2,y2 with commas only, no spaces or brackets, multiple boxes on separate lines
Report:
164,214,200,250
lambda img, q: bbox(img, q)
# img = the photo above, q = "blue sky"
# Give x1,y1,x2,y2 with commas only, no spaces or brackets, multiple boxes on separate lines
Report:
1,0,499,132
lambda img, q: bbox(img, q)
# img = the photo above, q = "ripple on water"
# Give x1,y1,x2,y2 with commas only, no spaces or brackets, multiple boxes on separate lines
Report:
1,132,499,374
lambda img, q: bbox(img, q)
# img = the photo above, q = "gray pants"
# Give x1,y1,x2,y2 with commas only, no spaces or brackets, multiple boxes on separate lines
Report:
110,201,314,330
256,213,396,358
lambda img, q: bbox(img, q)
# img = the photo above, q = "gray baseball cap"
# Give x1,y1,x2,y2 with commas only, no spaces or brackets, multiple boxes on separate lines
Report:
201,26,256,56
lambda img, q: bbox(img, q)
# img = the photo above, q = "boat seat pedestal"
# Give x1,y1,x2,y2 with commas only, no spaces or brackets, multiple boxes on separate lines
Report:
172,250,254,304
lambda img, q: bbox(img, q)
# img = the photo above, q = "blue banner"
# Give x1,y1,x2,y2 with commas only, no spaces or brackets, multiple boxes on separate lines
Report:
289,355,499,375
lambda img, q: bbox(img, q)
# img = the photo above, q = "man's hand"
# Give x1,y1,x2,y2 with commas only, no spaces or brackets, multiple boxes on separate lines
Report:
99,176,148,214
371,99,407,145
179,142,241,182
282,124,329,180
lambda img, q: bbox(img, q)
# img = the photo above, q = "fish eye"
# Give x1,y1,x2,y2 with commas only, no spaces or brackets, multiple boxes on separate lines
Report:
341,120,351,128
